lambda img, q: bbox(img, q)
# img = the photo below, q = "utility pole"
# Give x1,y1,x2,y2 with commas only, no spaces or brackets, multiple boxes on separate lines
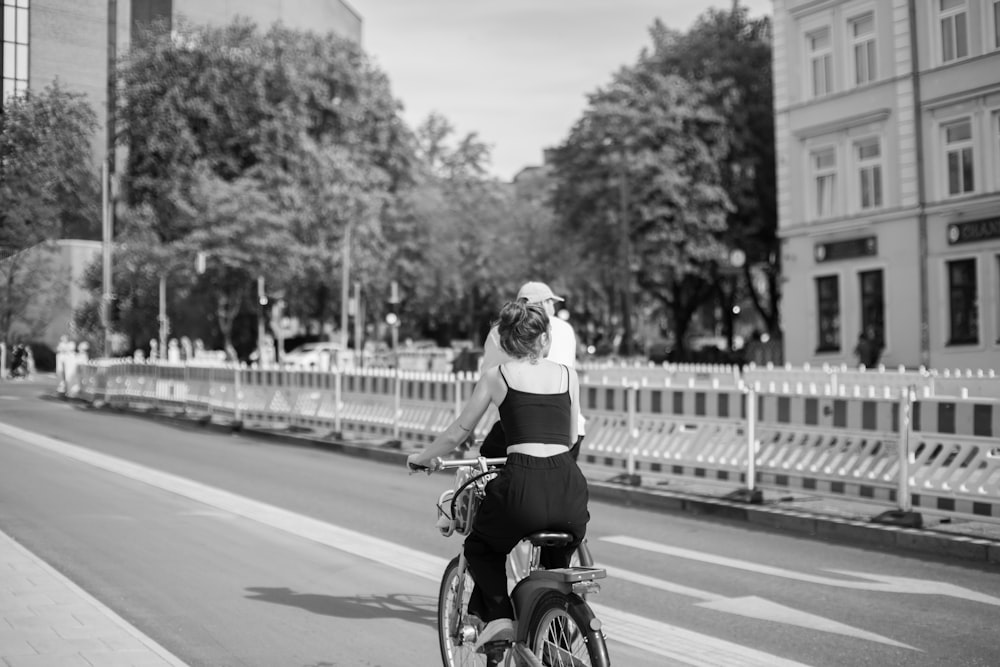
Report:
618,158,634,357
102,0,117,358
158,274,168,356
101,158,113,357
340,223,351,349
257,276,268,365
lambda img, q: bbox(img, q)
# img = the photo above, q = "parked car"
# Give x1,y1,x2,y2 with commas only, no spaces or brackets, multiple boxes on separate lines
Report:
282,342,353,370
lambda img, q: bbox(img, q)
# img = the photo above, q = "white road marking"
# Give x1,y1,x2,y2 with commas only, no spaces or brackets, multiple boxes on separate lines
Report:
603,535,1000,607
606,566,916,649
0,420,816,667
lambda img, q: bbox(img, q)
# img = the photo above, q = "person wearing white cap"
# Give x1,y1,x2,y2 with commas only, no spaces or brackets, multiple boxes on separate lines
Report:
479,281,586,458
482,282,576,368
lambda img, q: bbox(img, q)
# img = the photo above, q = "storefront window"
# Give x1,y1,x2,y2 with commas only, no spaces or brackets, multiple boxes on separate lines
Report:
816,275,841,352
947,258,978,345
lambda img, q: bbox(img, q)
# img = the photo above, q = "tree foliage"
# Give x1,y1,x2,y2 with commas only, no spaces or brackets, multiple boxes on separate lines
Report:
0,81,101,254
109,18,415,356
550,58,731,353
0,243,68,346
643,8,778,335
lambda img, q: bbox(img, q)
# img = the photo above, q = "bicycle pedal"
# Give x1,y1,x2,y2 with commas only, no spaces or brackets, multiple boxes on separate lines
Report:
477,640,510,657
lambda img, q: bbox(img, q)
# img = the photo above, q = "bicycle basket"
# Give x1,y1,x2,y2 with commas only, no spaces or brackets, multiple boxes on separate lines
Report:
452,467,493,536
435,489,456,537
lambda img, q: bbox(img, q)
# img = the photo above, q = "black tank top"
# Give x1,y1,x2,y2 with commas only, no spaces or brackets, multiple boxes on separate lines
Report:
497,364,572,446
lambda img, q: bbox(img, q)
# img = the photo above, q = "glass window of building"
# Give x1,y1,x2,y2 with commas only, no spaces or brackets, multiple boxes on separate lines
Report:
858,269,884,347
939,0,969,63
808,27,833,97
1,0,29,105
947,258,978,345
992,0,1000,50
850,13,876,86
856,138,882,209
815,275,841,352
994,111,1000,189
943,119,974,196
812,147,837,218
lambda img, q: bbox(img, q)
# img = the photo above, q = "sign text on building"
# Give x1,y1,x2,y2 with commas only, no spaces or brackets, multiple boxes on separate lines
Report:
814,236,877,263
947,218,1000,245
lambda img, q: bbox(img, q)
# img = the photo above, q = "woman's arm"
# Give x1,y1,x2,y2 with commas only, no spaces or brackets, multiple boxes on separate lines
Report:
407,369,495,469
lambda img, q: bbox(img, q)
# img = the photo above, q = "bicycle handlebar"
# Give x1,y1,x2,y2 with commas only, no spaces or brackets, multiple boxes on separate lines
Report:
437,456,507,470
408,455,507,474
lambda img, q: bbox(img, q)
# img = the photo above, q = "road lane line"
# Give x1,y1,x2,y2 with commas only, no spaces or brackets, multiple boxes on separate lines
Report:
0,421,817,666
603,535,1000,607
606,566,915,649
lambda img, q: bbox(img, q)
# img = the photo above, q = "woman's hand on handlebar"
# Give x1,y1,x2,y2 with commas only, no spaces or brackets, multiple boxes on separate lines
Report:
406,453,442,474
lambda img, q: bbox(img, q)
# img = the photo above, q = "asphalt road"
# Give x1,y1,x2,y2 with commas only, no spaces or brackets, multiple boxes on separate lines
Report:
1,377,998,666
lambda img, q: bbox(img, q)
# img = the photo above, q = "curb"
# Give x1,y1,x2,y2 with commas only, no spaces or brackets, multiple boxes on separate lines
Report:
68,398,1000,567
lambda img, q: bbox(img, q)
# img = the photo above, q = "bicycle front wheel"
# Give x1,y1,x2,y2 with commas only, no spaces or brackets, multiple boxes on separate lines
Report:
525,591,609,667
439,556,492,667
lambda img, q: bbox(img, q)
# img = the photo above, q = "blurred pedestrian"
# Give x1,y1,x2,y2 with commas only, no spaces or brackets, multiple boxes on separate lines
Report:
853,327,884,368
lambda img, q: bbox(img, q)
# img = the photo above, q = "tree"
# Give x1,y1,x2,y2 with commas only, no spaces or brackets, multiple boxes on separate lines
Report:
0,242,68,346
643,7,778,337
385,113,515,345
550,63,731,356
112,18,415,354
0,81,101,253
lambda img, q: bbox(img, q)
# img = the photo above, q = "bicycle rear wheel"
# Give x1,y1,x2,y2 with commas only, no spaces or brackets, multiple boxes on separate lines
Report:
439,556,493,667
525,590,609,667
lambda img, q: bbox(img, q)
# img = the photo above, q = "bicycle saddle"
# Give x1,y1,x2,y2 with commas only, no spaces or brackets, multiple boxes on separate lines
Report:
526,532,574,548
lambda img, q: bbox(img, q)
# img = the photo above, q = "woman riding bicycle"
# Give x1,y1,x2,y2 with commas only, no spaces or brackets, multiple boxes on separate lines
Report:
407,299,590,649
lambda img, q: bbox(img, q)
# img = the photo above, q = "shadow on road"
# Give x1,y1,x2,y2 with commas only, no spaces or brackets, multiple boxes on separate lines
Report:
245,586,437,628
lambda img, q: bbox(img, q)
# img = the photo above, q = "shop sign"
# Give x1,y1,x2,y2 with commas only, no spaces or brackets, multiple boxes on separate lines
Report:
947,218,1000,245
814,236,877,263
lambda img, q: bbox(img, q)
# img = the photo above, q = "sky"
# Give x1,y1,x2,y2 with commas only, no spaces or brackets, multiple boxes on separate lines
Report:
350,0,774,181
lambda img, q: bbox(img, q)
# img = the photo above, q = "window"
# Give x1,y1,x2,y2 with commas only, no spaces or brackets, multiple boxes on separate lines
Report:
812,148,837,218
850,13,877,86
859,269,885,347
994,111,1000,191
1,0,29,105
944,119,974,196
947,258,978,344
816,275,841,352
992,0,1000,51
939,0,969,63
808,27,833,97
856,138,883,209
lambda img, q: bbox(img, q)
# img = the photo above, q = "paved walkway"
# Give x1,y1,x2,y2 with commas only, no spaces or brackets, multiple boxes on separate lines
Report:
0,530,187,667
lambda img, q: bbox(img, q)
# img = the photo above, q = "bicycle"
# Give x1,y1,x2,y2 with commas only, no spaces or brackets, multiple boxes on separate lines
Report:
414,455,611,667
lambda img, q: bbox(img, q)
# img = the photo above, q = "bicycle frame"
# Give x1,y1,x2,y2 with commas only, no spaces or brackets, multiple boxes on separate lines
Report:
429,456,610,667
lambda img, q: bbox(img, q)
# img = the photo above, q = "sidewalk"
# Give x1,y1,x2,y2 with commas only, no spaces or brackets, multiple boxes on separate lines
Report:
0,530,187,667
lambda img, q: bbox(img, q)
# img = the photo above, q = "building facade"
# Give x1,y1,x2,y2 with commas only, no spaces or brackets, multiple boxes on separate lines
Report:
2,0,362,165
773,0,1000,370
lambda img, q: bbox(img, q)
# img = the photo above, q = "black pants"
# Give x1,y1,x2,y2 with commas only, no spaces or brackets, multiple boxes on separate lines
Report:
463,452,589,622
480,421,584,461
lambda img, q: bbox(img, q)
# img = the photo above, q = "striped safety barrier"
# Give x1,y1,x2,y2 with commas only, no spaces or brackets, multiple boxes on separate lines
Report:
753,394,902,506
76,361,1000,526
908,398,1000,522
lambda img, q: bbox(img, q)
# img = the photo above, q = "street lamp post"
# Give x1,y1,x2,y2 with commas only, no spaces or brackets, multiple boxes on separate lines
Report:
101,158,113,357
617,159,634,357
